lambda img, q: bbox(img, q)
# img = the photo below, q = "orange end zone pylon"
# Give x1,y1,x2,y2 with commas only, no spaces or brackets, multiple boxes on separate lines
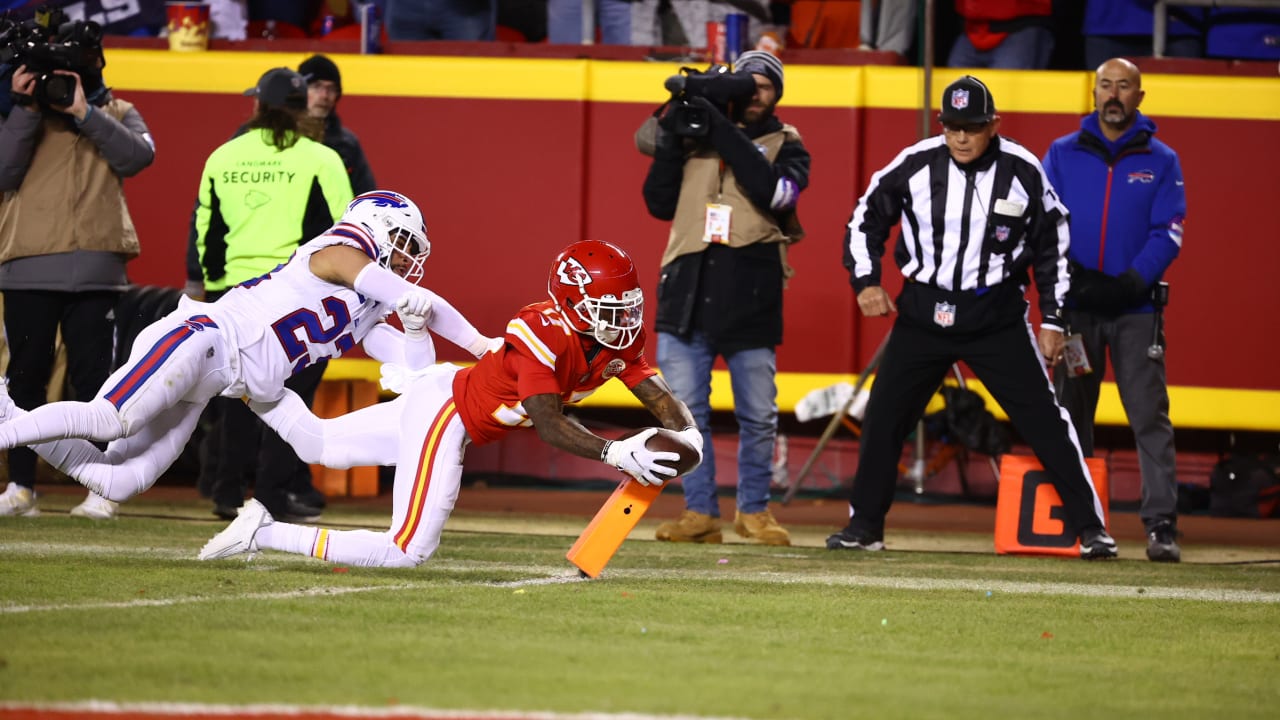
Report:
566,475,665,578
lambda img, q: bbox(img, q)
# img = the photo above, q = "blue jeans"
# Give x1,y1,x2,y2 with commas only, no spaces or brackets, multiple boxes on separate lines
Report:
386,0,496,41
947,26,1054,69
656,332,777,516
547,0,633,45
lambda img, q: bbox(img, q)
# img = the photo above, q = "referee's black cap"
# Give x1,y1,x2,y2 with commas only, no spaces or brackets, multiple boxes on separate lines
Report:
939,75,996,124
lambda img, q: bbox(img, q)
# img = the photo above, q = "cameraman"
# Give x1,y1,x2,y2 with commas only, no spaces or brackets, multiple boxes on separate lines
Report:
642,50,809,547
0,59,155,518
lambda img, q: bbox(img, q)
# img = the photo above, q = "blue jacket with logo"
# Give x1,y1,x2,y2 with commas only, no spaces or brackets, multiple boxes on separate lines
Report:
1043,111,1185,313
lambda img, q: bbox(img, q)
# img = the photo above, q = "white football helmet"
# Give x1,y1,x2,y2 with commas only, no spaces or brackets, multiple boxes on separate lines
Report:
342,190,430,283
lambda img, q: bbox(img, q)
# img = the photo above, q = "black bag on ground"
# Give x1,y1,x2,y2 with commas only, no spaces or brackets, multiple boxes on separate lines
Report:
1208,452,1280,518
936,386,1011,457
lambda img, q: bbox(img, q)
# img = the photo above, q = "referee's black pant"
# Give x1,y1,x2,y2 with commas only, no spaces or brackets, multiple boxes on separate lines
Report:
847,314,1106,539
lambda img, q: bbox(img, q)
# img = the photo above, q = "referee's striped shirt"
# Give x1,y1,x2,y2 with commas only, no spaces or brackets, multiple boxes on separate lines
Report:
843,135,1071,329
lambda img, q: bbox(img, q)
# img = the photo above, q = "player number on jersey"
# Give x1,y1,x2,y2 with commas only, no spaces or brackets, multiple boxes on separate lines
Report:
272,297,356,374
491,402,533,428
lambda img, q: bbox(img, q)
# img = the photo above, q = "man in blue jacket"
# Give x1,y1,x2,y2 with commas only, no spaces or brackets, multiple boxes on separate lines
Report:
1043,57,1186,562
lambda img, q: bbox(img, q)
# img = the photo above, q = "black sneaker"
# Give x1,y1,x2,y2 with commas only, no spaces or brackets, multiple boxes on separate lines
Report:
1146,522,1181,563
826,525,884,551
1079,527,1118,560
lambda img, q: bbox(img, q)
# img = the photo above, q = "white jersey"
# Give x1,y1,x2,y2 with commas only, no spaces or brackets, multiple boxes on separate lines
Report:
205,223,392,400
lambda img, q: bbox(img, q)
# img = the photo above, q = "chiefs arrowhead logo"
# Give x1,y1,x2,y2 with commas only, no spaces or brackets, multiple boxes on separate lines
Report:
556,257,593,287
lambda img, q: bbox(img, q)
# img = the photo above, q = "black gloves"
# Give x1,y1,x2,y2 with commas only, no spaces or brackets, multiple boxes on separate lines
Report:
1067,261,1148,314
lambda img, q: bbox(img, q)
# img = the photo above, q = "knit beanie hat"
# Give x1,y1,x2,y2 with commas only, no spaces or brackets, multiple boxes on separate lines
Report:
298,54,342,94
735,50,784,100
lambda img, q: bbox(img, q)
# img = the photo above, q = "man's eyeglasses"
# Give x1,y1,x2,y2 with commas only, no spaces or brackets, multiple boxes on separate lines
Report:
942,121,991,135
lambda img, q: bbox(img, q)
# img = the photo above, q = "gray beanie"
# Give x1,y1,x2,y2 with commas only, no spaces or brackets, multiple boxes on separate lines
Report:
735,50,784,99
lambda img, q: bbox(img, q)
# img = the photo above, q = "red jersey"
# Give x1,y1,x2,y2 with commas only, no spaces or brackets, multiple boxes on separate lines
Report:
452,300,656,446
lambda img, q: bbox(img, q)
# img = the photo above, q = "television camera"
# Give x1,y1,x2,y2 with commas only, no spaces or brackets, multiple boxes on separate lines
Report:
662,65,757,138
0,5,104,109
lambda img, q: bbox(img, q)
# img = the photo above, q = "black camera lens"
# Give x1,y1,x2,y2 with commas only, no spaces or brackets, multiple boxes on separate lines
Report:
38,72,75,107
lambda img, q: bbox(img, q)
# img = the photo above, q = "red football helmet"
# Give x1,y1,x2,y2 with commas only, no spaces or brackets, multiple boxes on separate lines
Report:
547,240,644,350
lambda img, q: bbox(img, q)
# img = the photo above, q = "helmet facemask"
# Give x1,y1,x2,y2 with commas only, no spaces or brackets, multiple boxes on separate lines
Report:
379,225,429,284
570,285,643,350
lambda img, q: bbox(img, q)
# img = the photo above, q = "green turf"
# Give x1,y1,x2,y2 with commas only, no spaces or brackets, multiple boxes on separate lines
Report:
1,500,1278,720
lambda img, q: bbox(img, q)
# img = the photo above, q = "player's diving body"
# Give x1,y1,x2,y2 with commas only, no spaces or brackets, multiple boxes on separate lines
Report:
0,190,496,504
198,240,702,568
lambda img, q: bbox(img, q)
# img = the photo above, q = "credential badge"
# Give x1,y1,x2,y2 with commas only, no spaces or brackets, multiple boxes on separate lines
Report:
934,301,956,328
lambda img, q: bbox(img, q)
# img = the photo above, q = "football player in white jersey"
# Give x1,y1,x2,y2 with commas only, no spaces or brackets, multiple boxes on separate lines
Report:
0,190,498,505
197,240,700,568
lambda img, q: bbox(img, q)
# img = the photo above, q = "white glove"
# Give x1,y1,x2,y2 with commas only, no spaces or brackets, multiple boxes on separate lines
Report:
678,425,705,464
396,293,432,340
601,427,679,486
397,291,433,317
467,335,503,358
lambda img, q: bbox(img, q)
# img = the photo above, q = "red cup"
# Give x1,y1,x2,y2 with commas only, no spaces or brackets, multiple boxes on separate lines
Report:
706,21,725,64
166,2,211,52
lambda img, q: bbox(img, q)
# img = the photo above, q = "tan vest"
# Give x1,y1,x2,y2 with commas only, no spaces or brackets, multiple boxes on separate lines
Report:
660,124,803,276
0,99,141,264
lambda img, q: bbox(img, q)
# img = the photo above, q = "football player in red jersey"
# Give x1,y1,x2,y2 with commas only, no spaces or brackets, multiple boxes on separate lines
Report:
199,240,702,568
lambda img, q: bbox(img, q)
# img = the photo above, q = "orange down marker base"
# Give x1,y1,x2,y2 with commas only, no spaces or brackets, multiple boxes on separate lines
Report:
567,476,665,578
994,455,1110,557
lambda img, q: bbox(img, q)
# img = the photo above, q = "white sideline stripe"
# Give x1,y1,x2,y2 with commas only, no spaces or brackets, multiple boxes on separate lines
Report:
0,700,747,720
3,543,1277,607
0,583,419,615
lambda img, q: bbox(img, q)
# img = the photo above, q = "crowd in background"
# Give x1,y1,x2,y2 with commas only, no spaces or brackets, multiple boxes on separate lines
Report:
0,1,1276,66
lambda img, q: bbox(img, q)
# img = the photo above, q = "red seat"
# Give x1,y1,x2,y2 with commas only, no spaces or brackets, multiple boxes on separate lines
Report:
321,23,363,40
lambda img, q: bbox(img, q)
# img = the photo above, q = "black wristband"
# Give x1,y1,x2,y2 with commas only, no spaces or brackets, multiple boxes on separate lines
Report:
600,440,613,463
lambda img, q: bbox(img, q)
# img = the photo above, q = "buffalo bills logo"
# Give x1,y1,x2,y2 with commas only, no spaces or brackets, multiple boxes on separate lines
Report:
349,191,409,209
556,257,593,287
950,88,969,110
602,359,626,379
1127,170,1155,184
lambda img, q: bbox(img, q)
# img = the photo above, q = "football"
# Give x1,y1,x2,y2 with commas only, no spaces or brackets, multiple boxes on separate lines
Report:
619,427,701,476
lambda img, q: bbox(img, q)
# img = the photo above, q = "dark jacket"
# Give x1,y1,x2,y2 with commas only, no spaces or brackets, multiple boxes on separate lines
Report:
321,111,376,195
642,107,810,353
1042,111,1185,313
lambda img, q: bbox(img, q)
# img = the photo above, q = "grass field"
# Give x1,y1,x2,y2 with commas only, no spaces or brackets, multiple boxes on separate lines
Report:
2,491,1278,720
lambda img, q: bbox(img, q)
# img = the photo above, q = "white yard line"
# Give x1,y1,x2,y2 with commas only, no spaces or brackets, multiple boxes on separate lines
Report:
0,700,748,720
0,583,420,615
3,543,1277,612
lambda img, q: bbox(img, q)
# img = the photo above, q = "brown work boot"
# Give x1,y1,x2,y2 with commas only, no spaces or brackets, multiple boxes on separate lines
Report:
734,509,791,546
655,510,722,543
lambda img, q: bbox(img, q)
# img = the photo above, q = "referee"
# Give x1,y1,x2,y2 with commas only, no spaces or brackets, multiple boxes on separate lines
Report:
831,75,1116,559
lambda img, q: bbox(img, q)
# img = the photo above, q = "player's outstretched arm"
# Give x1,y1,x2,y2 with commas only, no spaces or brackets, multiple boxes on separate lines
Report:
630,375,703,466
524,393,676,486
311,244,495,358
